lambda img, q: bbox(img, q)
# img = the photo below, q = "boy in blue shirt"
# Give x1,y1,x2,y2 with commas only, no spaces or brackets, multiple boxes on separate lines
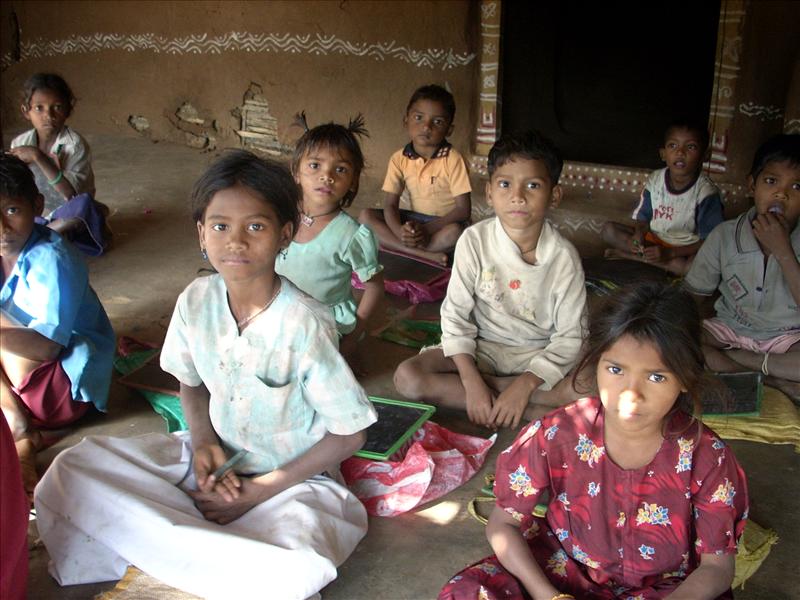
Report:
0,153,114,497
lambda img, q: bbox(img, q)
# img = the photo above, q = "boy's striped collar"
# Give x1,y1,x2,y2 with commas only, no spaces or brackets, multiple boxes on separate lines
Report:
402,140,452,160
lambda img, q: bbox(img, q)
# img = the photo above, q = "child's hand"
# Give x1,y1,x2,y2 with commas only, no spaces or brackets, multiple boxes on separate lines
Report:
463,376,495,427
188,478,266,524
490,374,538,429
642,244,665,262
629,234,645,256
9,145,41,164
193,443,241,499
752,212,793,257
401,221,427,248
416,222,433,246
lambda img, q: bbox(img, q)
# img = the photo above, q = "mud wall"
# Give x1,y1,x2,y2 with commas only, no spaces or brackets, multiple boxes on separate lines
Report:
0,0,478,195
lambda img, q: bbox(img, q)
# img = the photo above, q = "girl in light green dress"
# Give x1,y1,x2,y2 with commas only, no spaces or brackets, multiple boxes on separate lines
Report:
276,113,384,364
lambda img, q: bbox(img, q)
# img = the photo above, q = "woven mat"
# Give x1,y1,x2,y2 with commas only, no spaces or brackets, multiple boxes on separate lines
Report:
702,386,800,452
95,567,200,600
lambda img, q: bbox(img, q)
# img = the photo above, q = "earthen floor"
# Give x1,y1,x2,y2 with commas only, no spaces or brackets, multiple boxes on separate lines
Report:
16,134,799,600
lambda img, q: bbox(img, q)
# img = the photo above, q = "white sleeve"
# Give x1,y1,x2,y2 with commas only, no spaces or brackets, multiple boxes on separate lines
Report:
440,231,480,357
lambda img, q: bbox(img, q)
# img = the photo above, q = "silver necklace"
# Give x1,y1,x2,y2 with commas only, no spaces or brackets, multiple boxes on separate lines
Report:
235,282,281,329
300,207,340,227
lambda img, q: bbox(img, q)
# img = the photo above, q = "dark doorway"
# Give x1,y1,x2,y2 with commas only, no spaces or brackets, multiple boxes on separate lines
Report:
501,2,721,168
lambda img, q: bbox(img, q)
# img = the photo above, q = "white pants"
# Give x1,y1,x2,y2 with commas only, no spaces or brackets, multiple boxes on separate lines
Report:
34,433,368,600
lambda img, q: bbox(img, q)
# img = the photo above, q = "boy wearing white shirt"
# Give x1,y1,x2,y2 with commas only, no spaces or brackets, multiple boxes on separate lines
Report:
394,131,586,429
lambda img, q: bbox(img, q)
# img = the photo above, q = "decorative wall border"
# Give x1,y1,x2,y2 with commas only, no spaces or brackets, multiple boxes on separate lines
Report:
705,0,747,175
738,102,784,122
470,158,749,231
0,31,476,71
558,163,749,208
473,0,502,155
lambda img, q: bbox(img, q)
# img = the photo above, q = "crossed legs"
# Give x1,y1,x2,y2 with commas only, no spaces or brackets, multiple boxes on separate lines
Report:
701,330,800,401
393,349,580,426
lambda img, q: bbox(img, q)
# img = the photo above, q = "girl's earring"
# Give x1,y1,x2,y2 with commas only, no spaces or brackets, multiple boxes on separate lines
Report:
201,248,208,260
279,247,288,259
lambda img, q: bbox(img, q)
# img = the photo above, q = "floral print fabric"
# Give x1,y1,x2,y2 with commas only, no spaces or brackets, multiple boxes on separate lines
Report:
440,397,748,599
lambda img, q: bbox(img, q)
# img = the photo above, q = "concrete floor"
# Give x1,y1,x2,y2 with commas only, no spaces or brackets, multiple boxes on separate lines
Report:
17,134,800,599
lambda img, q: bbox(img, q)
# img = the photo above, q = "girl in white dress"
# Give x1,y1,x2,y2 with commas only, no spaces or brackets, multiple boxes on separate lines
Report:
34,150,377,600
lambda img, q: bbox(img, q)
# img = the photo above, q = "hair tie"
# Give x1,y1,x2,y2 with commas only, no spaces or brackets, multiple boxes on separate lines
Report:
48,170,63,186
347,113,369,138
293,111,310,133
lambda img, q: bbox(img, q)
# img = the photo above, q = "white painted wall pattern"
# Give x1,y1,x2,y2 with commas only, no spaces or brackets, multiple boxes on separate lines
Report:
0,31,476,71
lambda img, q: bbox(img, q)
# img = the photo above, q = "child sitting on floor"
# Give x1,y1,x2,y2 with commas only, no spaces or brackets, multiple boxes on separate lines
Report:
394,131,586,429
439,283,748,600
0,153,114,498
9,73,109,255
276,112,384,364
360,84,472,266
602,120,724,274
685,134,800,399
34,151,377,600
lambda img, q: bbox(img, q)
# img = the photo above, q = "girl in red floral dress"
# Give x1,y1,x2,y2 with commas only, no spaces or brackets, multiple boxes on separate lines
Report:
440,283,748,600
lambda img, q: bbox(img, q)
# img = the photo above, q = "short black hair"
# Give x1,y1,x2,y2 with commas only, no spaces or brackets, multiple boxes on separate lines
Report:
291,112,369,208
749,134,800,179
663,118,710,153
191,150,299,233
487,130,564,183
21,73,75,116
0,152,39,205
405,84,456,122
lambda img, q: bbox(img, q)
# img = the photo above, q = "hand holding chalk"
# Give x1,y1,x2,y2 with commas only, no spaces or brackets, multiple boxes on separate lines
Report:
194,444,244,501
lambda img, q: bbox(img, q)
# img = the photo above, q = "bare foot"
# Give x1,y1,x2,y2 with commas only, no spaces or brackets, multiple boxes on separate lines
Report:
604,248,639,260
397,244,448,267
48,217,83,236
416,249,448,267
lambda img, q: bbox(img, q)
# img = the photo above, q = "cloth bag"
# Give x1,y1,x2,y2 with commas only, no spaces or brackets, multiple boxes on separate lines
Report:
342,421,495,517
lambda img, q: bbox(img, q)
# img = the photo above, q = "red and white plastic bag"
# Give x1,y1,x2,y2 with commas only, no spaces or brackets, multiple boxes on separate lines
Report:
341,421,496,517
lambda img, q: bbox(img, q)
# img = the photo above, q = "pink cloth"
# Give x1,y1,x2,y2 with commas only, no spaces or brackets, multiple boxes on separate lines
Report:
0,413,28,600
703,318,800,354
342,421,495,517
352,270,451,305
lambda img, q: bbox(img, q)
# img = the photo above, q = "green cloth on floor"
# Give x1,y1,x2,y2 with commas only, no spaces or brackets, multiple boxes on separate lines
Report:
115,349,188,433
732,520,779,590
379,319,442,349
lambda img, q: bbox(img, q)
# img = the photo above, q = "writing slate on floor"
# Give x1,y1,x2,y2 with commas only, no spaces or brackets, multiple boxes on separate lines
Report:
119,355,436,458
